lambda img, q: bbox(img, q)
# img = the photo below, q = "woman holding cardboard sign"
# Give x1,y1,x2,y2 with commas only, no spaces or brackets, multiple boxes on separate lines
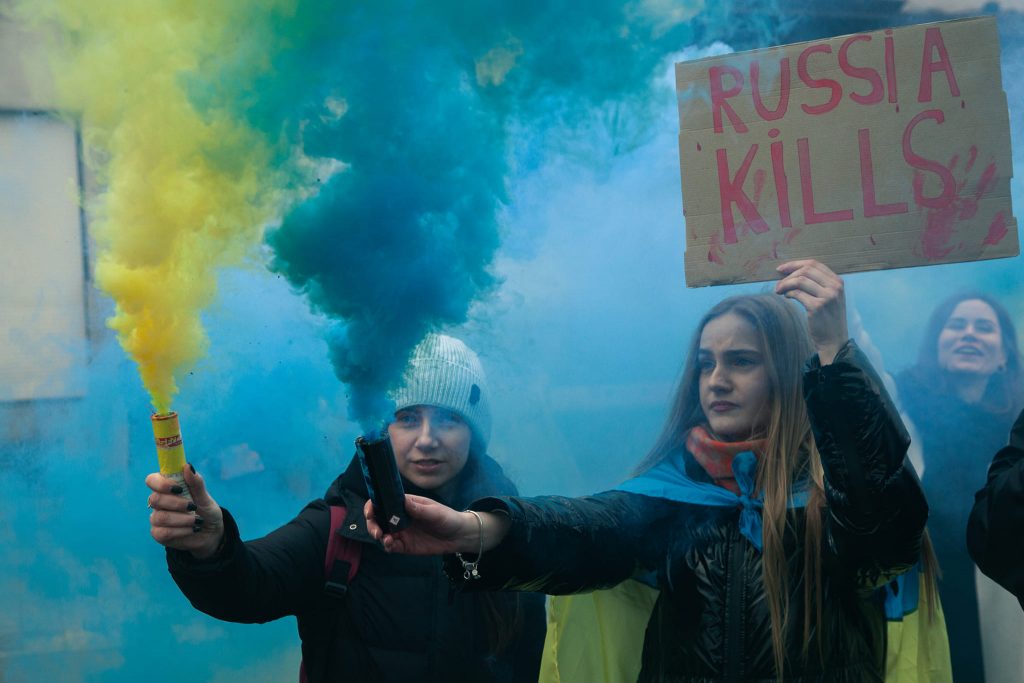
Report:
367,260,935,682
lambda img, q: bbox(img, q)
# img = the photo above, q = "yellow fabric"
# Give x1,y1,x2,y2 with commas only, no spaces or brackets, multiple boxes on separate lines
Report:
541,580,952,683
540,581,658,683
884,589,953,683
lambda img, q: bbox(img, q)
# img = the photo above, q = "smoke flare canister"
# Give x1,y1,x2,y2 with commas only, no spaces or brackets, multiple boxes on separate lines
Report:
152,412,193,502
356,431,408,532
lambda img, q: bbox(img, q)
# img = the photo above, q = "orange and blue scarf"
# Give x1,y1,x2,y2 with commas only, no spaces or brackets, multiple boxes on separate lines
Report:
617,426,918,617
617,426,805,552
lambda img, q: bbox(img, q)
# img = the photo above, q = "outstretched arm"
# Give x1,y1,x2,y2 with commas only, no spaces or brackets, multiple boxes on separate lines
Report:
152,467,328,623
367,491,671,594
365,494,511,555
165,503,329,623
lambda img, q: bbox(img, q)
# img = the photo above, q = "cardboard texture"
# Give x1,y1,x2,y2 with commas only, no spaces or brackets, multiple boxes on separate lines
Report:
676,17,1018,287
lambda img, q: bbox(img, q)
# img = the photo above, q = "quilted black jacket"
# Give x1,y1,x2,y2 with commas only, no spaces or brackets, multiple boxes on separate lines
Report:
968,407,1024,609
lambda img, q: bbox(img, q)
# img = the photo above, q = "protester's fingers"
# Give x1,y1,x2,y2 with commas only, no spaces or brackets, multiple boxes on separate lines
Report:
380,533,394,552
182,463,218,512
776,259,815,275
145,472,181,494
777,260,840,289
796,261,843,293
776,272,828,299
380,532,413,554
150,524,202,545
150,509,204,528
780,288,817,311
148,490,197,513
402,494,447,522
777,259,842,289
804,259,841,282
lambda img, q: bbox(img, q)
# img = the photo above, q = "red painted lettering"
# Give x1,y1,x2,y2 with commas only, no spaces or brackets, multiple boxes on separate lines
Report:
918,27,960,103
902,109,956,209
710,66,748,134
884,32,898,104
798,44,842,116
716,146,769,244
839,36,884,105
858,128,908,217
797,137,854,224
770,139,793,228
751,58,791,121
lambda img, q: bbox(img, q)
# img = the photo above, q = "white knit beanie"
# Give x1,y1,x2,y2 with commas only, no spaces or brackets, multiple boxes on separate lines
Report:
390,334,492,448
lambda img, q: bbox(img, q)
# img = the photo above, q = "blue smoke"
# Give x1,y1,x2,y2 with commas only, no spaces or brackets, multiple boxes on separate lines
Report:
2,2,1023,681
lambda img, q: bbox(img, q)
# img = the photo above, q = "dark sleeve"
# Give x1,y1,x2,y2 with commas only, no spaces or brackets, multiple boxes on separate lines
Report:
967,409,1024,607
803,340,928,589
443,491,672,594
166,501,330,623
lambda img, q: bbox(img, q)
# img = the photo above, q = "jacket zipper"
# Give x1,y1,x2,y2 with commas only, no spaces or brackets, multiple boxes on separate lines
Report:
724,531,746,682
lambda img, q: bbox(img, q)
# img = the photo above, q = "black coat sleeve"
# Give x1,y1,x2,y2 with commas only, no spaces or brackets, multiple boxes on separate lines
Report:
443,491,673,594
166,501,329,623
967,409,1024,607
803,340,928,589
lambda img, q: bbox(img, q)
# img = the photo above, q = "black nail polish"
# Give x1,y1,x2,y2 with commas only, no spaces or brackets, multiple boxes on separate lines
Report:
187,502,197,512
194,517,204,526
189,463,196,475
192,524,201,533
170,485,184,495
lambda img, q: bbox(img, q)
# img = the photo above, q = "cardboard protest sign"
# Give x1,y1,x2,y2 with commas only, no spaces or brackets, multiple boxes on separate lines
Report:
676,17,1018,287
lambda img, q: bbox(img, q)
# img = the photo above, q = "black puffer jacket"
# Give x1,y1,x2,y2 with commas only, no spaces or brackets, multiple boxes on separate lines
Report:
447,341,928,682
167,455,545,683
968,407,1024,608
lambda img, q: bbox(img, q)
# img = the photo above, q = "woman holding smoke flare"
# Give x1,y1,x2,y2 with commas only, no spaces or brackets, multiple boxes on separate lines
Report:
145,334,545,683
367,260,932,682
893,292,1023,681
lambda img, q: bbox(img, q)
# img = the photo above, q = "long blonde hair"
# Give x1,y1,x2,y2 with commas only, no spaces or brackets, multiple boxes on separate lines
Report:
633,294,826,676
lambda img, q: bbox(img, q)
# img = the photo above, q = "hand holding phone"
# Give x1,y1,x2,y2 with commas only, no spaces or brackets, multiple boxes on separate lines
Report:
356,431,409,532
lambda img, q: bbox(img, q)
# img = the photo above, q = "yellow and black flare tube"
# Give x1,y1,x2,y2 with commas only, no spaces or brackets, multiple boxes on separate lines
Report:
151,411,193,502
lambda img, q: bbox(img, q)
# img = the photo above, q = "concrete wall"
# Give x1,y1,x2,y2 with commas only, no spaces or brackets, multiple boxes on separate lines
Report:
0,4,102,446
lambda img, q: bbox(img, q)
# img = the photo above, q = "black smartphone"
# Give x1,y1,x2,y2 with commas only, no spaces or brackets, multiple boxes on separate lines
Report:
356,431,409,532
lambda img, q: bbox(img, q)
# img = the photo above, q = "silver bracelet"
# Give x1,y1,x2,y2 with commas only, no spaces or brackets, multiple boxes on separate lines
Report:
455,510,484,580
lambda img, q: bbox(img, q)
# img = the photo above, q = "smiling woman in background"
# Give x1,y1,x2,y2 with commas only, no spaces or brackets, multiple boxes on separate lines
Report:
895,292,1024,682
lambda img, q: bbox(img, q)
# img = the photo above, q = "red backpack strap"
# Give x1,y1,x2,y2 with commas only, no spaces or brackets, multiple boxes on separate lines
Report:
324,505,362,599
301,506,363,683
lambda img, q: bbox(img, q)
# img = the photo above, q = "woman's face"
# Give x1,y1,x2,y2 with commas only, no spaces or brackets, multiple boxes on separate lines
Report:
388,405,471,493
936,299,1006,378
698,312,772,442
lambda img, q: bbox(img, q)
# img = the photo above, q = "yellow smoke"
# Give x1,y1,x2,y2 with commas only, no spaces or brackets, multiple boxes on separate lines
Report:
19,1,295,412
